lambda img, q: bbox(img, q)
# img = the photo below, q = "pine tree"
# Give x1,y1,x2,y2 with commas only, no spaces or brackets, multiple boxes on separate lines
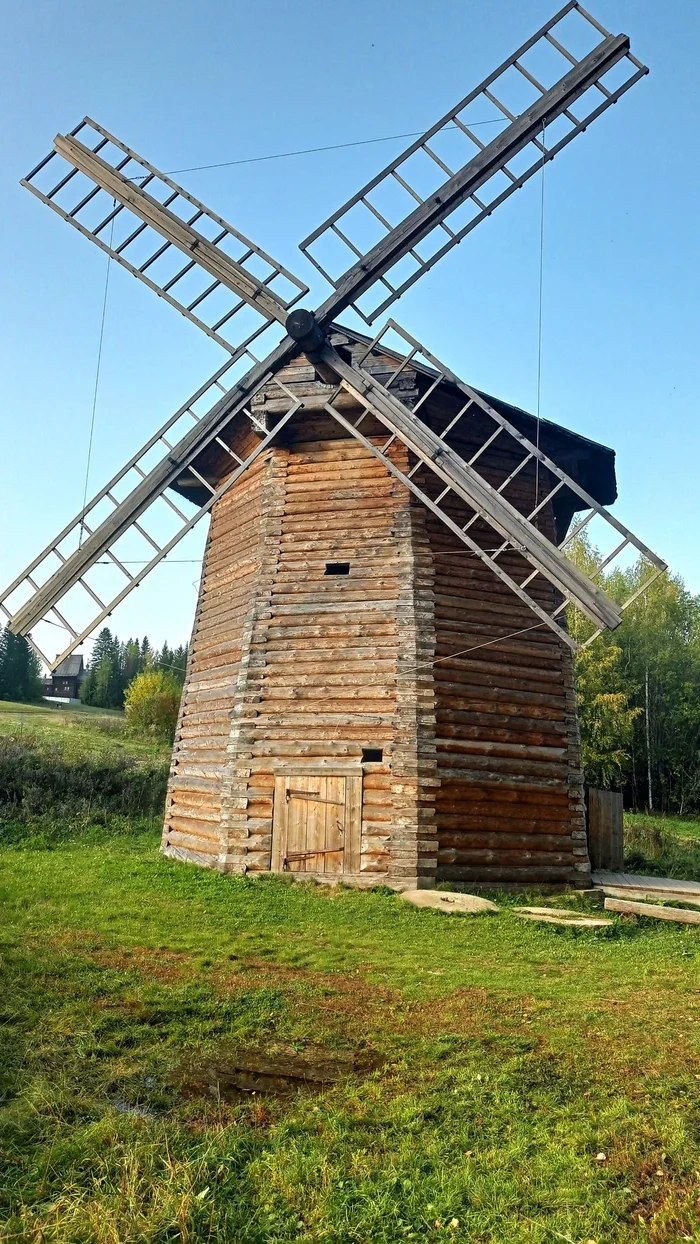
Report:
0,626,42,702
157,641,173,674
122,638,142,689
170,644,188,685
80,627,123,708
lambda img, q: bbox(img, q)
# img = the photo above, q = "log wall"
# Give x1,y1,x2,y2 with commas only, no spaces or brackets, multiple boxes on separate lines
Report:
422,389,588,885
163,356,589,887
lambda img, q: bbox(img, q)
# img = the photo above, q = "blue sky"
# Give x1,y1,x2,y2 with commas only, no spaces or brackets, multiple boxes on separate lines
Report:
1,0,698,659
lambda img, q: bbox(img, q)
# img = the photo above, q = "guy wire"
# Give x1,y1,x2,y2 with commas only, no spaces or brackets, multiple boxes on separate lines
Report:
79,201,115,547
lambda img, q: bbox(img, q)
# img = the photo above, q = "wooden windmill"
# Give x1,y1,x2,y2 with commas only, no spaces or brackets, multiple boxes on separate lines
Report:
3,3,665,888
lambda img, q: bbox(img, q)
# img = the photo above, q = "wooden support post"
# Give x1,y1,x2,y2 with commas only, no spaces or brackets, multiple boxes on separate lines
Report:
586,788,624,871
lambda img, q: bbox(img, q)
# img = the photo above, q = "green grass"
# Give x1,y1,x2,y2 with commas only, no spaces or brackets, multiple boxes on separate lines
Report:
2,834,700,1242
625,812,700,881
2,720,700,1241
0,702,170,852
0,698,170,761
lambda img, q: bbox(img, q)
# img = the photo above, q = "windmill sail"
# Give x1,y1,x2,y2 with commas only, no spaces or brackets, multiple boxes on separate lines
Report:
315,324,665,650
22,117,308,360
10,118,314,666
0,366,302,669
7,3,657,664
302,2,648,324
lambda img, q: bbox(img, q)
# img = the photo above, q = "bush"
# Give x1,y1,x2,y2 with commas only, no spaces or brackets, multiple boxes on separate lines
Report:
0,733,169,835
624,814,700,882
124,670,182,743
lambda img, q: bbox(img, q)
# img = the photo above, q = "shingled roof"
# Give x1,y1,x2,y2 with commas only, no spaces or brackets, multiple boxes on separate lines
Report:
53,654,84,678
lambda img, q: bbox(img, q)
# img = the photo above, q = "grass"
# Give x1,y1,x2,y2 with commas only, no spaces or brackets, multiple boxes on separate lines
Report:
1,717,700,1242
0,699,170,762
0,700,170,851
3,842,700,1243
624,813,700,882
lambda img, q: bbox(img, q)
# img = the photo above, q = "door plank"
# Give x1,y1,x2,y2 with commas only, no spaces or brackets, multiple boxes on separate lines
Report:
271,775,288,873
345,775,362,873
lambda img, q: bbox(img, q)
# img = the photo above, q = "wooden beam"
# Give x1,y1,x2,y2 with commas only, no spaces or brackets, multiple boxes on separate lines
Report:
9,342,297,635
54,133,288,326
605,897,700,925
318,343,621,632
313,34,630,324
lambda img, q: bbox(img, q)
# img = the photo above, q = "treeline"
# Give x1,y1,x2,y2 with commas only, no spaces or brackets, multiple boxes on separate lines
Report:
80,628,188,709
0,628,43,703
571,540,700,813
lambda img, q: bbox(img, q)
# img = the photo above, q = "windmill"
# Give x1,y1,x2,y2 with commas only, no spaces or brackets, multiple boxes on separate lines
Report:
3,3,665,887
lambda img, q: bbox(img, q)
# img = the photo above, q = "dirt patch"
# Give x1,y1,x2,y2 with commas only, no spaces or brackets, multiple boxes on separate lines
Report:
181,1043,382,1101
45,929,196,984
90,945,194,983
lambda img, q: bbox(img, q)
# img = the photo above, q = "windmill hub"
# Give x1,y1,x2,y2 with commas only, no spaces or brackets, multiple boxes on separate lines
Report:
285,307,325,355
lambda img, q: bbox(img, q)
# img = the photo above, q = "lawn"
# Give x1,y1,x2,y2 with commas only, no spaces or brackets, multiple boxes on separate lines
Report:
1,708,700,1242
0,699,170,762
624,813,700,881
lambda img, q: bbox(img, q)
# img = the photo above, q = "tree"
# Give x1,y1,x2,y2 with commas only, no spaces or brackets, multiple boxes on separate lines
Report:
122,638,142,688
80,627,123,708
567,536,700,811
574,641,640,788
613,569,700,812
124,669,182,742
155,641,188,686
0,627,43,702
80,628,190,710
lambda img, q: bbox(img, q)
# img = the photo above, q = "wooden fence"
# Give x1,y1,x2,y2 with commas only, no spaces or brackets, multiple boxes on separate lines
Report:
586,788,624,871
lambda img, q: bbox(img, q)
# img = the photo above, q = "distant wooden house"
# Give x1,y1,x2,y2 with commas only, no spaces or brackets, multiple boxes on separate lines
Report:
43,653,85,699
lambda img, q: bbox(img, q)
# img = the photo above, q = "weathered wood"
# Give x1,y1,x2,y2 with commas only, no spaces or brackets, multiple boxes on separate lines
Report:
587,789,624,870
514,907,611,928
163,364,591,888
605,897,700,925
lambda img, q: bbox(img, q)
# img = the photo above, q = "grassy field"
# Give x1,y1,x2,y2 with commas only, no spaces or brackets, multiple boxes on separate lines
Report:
1,705,700,1242
624,813,700,881
0,699,170,761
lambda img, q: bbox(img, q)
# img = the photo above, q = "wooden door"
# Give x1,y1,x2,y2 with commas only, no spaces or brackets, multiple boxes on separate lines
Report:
271,771,361,875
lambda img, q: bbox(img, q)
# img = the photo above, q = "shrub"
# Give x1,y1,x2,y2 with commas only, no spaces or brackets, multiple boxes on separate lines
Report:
124,670,182,743
0,733,169,820
0,732,170,846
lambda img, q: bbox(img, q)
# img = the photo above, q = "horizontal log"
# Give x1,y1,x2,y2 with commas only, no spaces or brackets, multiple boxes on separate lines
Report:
437,865,582,882
604,898,700,925
165,830,222,856
436,822,578,847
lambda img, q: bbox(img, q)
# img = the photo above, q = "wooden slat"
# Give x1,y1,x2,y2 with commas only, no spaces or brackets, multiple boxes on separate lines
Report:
605,898,700,925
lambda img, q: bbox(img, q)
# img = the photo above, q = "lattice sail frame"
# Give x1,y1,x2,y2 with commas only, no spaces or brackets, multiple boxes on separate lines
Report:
302,1,648,324
316,322,666,651
0,370,302,669
22,117,308,361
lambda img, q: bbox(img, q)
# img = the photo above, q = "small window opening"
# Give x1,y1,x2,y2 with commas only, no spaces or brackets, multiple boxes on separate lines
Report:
361,747,383,763
325,562,350,575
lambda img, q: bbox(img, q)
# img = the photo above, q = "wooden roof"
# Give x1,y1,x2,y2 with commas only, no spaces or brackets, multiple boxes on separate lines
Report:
172,325,617,525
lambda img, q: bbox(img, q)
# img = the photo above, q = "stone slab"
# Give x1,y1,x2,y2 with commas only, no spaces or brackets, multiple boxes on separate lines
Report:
514,906,612,928
400,889,499,915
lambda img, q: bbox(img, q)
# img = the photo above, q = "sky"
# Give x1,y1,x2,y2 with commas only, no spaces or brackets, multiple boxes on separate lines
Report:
1,0,698,663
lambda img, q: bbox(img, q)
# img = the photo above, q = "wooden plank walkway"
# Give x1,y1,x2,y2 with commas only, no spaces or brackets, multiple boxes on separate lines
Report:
593,870,700,896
